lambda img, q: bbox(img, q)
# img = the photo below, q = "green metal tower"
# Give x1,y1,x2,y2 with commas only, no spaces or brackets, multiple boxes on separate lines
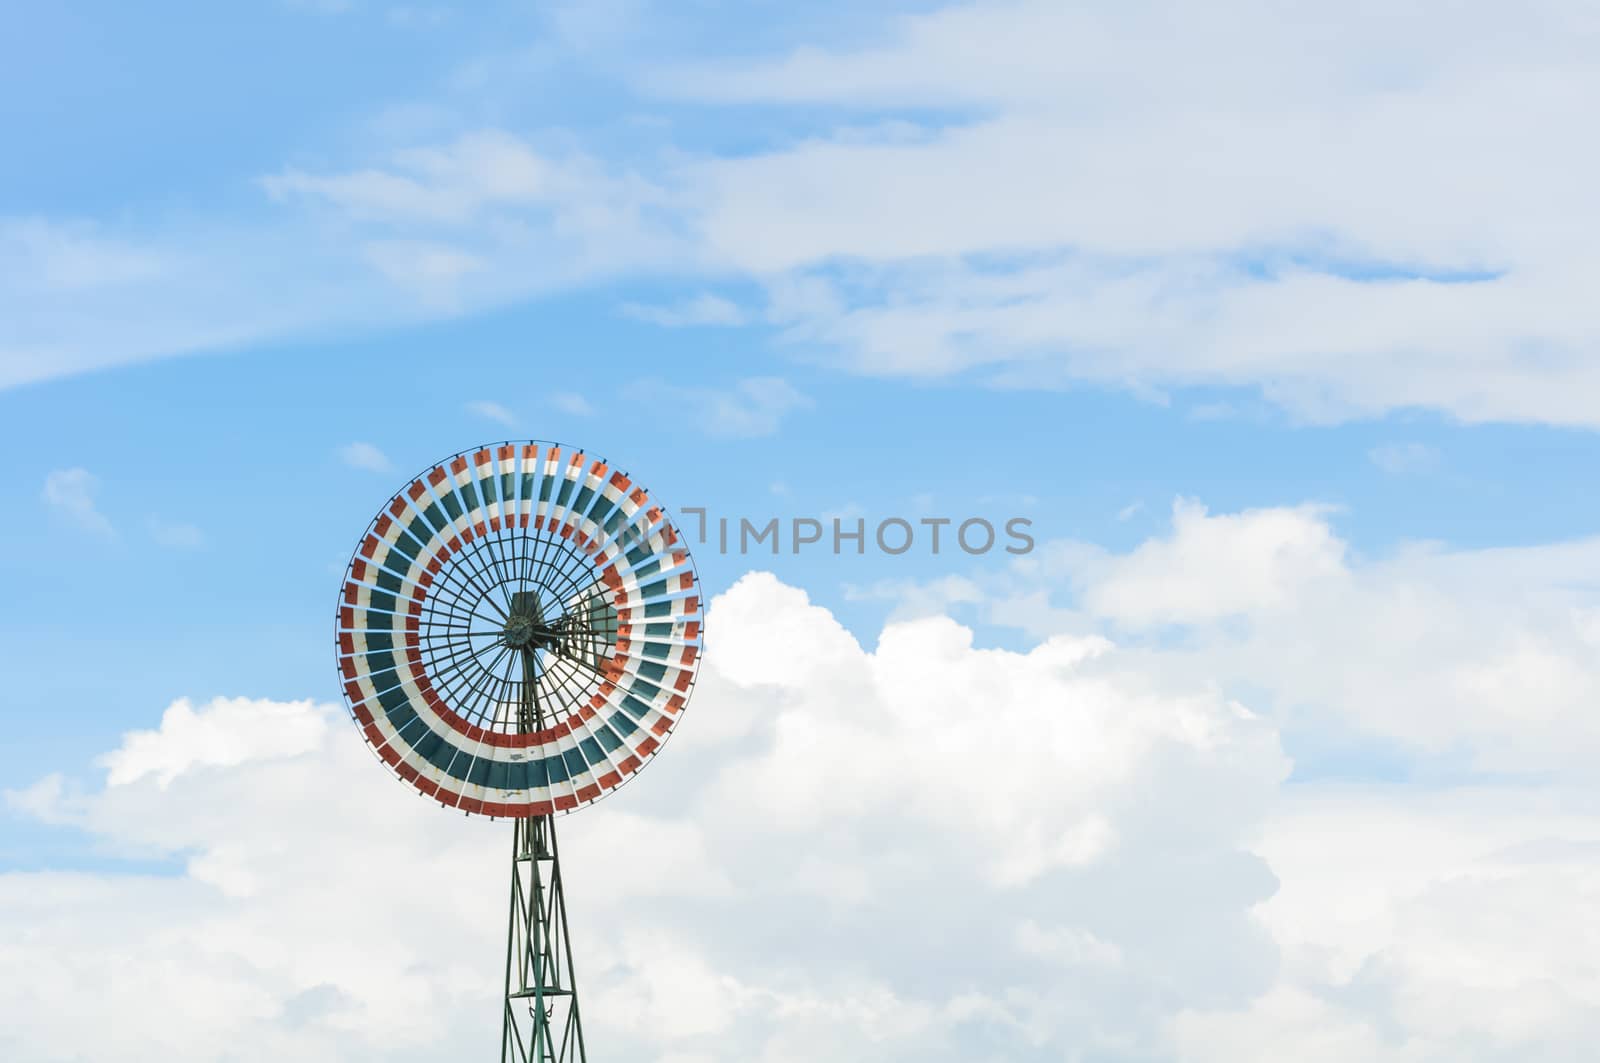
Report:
502,813,587,1062
503,632,587,1063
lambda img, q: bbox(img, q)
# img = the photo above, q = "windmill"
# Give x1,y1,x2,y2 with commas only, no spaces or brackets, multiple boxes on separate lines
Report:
335,441,703,1061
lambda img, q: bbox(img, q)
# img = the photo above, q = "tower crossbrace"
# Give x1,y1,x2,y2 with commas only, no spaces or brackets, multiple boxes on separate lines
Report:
502,812,587,1062
502,605,589,1063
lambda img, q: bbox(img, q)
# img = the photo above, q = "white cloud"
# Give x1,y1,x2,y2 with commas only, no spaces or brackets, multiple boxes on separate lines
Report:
1136,521,1600,778
360,239,483,306
0,132,688,392
2,218,166,291
96,696,331,790
631,376,811,437
386,6,450,29
258,130,683,280
0,216,404,391
1369,441,1440,475
283,0,355,12
622,293,746,327
659,0,1600,425
910,498,1600,778
1,574,1289,1061
1177,785,1600,1062
744,253,1600,425
1076,499,1348,627
148,517,205,549
551,391,593,416
8,5,1600,424
41,467,114,537
338,442,392,472
261,132,556,224
844,573,985,624
465,399,517,425
834,505,1600,1059
9,559,1600,1059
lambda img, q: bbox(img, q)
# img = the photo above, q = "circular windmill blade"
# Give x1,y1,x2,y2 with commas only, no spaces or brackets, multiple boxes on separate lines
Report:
334,442,703,818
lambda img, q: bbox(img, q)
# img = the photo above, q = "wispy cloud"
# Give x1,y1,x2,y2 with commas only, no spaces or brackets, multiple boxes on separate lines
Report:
466,400,518,426
7,5,1600,430
551,392,593,416
360,240,483,307
657,2,1600,426
261,131,553,225
386,6,450,29
338,442,392,472
282,0,354,12
147,518,205,550
1369,441,1440,475
41,468,114,537
0,131,683,393
621,293,745,328
630,376,810,438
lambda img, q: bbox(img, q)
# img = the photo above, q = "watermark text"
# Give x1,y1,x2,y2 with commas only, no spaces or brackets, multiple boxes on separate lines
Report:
679,509,1034,556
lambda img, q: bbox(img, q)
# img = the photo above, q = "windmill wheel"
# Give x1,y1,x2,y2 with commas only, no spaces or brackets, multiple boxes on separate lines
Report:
336,441,703,817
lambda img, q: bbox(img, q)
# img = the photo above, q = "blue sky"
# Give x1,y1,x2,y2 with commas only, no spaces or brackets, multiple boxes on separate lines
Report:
4,3,1600,1060
3,0,1597,783
8,278,1597,793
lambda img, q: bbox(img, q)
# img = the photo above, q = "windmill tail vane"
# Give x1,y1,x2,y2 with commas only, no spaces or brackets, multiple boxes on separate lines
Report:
335,440,704,1060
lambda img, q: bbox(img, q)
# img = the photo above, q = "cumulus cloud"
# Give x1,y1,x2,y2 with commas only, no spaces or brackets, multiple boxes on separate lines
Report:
838,501,1600,1059
901,498,1600,777
7,551,1600,1060
1176,785,1600,1062
1076,499,1348,627
98,696,331,789
1,573,1289,1061
1134,521,1600,777
41,467,114,537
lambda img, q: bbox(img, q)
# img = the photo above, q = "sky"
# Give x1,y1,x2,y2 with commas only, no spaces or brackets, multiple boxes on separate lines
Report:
2,1,1599,1060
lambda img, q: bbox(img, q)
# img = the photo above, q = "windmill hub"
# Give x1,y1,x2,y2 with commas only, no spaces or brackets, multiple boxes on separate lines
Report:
502,613,539,650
